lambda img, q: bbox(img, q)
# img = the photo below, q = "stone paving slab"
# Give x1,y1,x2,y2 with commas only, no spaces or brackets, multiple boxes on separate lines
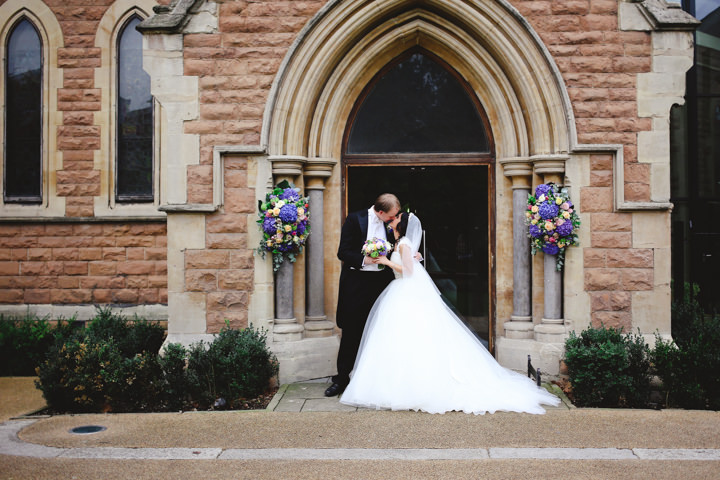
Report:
281,383,330,399
489,447,637,460
633,448,720,461
269,381,572,413
60,447,223,460
302,398,357,412
219,447,491,460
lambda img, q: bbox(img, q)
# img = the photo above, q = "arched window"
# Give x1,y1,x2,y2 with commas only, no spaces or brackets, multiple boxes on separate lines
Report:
346,51,490,154
4,18,42,203
116,15,153,202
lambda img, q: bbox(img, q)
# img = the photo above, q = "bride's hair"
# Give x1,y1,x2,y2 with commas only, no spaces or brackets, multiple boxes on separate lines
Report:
396,211,409,238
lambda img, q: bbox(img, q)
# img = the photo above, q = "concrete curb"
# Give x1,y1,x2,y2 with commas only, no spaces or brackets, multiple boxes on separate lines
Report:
3,419,720,461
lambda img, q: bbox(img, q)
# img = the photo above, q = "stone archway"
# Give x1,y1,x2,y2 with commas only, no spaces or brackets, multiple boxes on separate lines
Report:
261,0,576,377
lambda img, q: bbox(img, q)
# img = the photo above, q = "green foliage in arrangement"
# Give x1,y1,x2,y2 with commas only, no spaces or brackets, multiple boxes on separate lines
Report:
564,325,652,408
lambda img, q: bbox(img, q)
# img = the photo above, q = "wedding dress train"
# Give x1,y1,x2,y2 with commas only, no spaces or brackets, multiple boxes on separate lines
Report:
340,215,560,415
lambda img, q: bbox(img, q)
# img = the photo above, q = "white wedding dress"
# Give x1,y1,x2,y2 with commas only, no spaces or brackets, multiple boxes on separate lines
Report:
340,214,560,415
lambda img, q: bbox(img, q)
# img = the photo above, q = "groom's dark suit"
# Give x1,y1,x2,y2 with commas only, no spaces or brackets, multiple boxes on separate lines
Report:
333,209,394,387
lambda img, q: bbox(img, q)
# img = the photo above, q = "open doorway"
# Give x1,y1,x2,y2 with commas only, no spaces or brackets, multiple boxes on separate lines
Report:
345,165,494,349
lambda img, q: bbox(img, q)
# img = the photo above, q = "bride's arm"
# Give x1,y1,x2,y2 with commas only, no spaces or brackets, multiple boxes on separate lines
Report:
375,247,403,273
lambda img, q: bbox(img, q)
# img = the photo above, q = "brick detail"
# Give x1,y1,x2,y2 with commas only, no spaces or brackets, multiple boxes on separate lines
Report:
0,223,167,305
178,156,255,331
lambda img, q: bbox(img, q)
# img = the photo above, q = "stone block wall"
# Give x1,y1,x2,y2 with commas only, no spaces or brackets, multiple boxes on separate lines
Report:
181,1,326,187
185,155,255,333
0,0,171,313
0,223,167,306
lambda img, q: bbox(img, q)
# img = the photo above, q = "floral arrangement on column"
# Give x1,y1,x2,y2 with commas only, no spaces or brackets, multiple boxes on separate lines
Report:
526,182,580,271
256,180,310,271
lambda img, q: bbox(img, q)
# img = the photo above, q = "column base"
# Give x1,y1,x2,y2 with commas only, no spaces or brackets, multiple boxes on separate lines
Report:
269,335,340,384
503,318,535,339
534,321,570,343
495,336,565,377
304,315,335,338
273,318,304,342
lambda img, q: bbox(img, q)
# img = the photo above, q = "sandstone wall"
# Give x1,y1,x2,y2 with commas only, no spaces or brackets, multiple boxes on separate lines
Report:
1,0,676,334
0,223,166,305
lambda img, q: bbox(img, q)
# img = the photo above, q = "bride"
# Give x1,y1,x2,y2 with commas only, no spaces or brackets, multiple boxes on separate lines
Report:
340,212,560,415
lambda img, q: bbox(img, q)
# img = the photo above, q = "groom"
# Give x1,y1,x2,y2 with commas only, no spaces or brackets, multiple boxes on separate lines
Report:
324,193,401,397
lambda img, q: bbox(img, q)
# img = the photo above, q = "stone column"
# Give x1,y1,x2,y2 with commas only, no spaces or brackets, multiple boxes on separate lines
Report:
303,158,337,338
499,158,534,339
269,155,306,342
532,155,569,342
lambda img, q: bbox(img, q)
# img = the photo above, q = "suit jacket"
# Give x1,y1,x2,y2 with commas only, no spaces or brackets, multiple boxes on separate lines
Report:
335,210,393,329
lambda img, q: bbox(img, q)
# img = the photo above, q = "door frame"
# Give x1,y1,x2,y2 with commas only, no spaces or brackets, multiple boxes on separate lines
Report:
340,47,497,352
342,160,497,353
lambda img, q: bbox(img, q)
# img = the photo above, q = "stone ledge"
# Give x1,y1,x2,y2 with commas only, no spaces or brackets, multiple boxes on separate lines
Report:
137,0,206,33
640,0,700,31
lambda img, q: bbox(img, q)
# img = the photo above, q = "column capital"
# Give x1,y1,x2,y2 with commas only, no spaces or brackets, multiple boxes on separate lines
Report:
499,157,533,189
499,157,533,177
269,155,307,178
304,157,337,190
531,154,569,177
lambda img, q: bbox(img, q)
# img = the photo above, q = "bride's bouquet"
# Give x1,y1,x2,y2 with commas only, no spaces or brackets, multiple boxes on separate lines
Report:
362,238,392,269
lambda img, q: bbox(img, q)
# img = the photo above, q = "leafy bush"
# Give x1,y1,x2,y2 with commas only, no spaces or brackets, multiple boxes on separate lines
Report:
187,323,278,409
159,343,192,411
84,306,165,356
564,325,652,408
36,309,167,413
35,315,278,413
0,315,81,376
37,337,123,412
652,315,720,410
671,282,706,343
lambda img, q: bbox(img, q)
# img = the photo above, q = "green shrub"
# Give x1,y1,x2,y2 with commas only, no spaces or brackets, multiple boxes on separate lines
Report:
564,325,652,408
36,337,123,412
159,343,192,411
0,315,81,376
36,315,278,413
186,323,278,409
84,306,165,356
652,316,720,410
671,282,706,343
36,309,167,413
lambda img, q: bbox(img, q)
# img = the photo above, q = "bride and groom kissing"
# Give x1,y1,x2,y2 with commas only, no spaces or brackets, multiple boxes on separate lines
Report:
325,193,560,415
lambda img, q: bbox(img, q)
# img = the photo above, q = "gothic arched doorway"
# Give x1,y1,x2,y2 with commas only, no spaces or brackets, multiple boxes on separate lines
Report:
342,49,496,350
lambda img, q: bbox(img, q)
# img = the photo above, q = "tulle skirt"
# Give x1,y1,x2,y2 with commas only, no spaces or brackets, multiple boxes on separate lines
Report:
340,274,560,415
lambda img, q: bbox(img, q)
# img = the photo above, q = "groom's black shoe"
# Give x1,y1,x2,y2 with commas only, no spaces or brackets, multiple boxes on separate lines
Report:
324,383,345,397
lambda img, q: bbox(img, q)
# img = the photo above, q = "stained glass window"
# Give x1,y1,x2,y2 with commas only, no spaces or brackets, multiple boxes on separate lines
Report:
4,19,42,203
116,15,153,201
347,52,489,154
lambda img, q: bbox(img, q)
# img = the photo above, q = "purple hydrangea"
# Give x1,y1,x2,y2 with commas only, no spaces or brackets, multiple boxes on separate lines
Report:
556,221,574,237
296,222,306,235
535,184,553,198
542,242,559,255
262,217,278,234
538,202,559,220
529,224,542,238
279,188,300,202
279,204,298,223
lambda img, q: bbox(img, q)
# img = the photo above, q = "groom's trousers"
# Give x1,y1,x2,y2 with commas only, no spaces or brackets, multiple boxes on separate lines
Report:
333,268,393,386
